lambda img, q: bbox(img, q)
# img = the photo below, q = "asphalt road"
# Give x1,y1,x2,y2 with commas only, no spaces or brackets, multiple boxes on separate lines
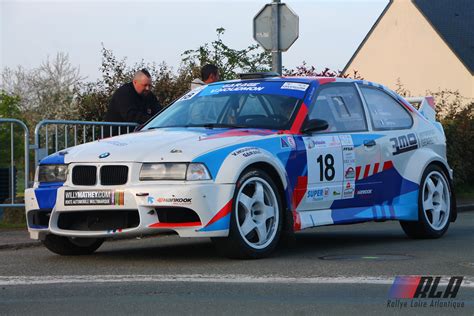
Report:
1,213,473,315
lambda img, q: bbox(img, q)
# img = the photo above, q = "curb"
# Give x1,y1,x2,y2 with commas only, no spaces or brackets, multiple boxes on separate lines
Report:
0,241,41,251
458,203,474,213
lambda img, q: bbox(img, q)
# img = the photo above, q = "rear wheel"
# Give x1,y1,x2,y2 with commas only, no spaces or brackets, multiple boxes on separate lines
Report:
42,234,104,255
400,165,451,238
212,169,282,259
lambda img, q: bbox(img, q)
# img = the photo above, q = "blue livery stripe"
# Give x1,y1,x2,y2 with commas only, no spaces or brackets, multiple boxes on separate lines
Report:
199,214,230,232
40,152,65,165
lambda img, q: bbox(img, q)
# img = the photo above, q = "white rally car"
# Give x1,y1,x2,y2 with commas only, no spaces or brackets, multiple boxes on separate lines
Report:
25,74,456,258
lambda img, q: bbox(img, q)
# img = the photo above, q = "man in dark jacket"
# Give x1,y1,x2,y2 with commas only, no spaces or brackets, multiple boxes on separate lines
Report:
104,69,161,135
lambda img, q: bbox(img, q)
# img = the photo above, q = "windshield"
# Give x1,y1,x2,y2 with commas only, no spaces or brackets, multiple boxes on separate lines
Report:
144,81,307,130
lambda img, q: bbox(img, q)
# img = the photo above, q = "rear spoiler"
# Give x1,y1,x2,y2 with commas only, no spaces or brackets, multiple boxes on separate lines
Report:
406,96,436,122
406,96,444,135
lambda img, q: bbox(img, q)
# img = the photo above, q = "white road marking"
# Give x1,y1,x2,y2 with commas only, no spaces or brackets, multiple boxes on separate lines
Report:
0,275,473,287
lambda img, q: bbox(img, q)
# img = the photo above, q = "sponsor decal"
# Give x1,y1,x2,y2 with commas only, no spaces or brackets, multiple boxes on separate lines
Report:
107,229,123,234
155,197,192,205
332,189,341,196
387,276,465,310
343,182,355,198
307,189,324,201
339,135,353,146
314,140,327,147
231,147,261,157
345,167,355,179
64,190,124,206
147,196,155,204
390,133,419,155
287,136,296,149
356,189,373,195
101,140,128,147
418,130,438,147
324,187,329,197
281,137,289,148
180,85,205,101
329,136,341,147
281,82,309,92
211,83,264,94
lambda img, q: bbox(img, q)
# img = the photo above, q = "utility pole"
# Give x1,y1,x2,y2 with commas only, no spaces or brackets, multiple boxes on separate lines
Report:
271,0,282,74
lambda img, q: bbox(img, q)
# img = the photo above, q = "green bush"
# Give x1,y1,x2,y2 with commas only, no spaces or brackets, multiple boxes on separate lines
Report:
441,102,474,188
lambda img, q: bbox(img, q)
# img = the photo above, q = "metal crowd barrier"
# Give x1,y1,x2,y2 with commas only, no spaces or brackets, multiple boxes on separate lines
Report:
0,118,29,208
33,120,139,168
0,119,138,209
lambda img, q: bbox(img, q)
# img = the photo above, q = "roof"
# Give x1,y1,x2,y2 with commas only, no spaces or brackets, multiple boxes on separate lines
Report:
413,0,474,74
343,0,474,75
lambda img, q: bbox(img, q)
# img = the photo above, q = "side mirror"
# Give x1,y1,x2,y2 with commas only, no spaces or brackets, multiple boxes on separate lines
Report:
301,119,329,134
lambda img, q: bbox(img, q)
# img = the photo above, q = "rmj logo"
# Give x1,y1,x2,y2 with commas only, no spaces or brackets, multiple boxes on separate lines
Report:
389,276,463,299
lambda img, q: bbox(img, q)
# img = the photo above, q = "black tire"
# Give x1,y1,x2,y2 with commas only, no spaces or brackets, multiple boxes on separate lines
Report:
400,164,452,239
212,169,283,259
42,234,104,256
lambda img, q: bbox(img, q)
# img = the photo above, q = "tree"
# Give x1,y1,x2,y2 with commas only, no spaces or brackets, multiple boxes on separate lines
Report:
181,28,272,80
1,52,84,123
0,91,24,167
284,61,363,79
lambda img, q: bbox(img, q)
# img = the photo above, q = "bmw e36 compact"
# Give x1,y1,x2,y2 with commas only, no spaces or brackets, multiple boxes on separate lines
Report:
25,74,456,258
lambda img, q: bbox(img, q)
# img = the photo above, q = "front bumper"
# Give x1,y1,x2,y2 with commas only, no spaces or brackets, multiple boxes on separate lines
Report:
25,182,235,240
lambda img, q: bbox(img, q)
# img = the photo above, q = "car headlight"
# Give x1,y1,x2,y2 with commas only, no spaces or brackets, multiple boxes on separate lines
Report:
38,164,68,183
140,163,211,181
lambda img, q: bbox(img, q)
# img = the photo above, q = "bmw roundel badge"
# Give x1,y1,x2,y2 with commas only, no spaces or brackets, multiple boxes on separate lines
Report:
99,152,110,159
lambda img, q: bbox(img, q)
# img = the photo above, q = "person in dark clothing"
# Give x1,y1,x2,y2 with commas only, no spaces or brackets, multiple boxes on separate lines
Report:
104,69,161,136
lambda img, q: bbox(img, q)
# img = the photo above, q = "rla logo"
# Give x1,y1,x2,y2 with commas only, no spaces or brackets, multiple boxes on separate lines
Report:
414,276,463,298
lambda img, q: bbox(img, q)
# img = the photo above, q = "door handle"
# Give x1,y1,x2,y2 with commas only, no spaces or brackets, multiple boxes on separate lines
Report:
364,140,376,147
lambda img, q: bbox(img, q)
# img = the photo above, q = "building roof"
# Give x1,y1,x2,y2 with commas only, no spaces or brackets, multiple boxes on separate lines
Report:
343,0,474,75
413,0,474,74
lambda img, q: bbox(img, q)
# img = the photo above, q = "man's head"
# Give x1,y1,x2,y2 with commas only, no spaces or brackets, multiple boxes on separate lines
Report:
133,69,152,96
201,64,219,83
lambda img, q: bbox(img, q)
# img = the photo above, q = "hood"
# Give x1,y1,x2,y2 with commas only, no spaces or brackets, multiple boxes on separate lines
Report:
51,128,276,164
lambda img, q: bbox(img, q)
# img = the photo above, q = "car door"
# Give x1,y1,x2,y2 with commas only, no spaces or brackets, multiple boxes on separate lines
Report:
357,84,417,211
300,83,381,212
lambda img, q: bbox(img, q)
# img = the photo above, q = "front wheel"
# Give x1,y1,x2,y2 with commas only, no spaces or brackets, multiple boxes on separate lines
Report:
400,165,452,238
212,169,283,259
42,234,104,255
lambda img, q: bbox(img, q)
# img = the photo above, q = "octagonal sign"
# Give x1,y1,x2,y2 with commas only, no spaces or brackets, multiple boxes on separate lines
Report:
253,3,299,52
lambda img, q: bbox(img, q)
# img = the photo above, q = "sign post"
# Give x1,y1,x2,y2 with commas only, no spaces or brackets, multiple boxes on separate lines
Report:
253,0,299,74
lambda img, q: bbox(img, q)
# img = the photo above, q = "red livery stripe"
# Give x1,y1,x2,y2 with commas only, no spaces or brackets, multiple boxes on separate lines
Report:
290,103,308,134
317,78,337,85
356,166,362,180
383,161,394,171
204,199,233,227
373,162,380,175
363,165,371,179
149,222,202,228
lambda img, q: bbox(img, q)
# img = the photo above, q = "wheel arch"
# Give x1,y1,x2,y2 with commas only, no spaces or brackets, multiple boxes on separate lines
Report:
424,160,457,222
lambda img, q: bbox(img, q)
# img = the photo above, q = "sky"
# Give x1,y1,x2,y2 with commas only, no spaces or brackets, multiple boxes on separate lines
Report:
1,0,389,81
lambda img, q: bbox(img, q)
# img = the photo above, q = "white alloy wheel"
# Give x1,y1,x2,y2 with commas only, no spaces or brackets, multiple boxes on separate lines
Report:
400,164,452,239
421,170,450,231
235,177,280,249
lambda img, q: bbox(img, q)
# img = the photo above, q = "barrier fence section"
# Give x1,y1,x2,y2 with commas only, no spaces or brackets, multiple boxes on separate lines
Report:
0,119,138,210
0,118,29,208
33,120,138,168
